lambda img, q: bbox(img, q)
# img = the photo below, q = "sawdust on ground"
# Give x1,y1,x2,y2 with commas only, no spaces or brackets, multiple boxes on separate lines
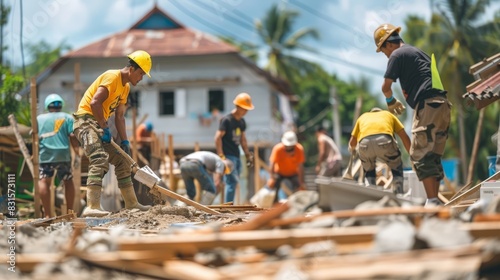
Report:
99,205,245,231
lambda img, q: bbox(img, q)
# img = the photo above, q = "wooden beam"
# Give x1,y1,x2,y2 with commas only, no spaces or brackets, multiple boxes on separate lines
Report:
168,134,175,194
118,226,377,253
8,114,34,176
267,206,450,228
131,107,138,164
254,144,261,193
445,171,500,206
30,78,41,218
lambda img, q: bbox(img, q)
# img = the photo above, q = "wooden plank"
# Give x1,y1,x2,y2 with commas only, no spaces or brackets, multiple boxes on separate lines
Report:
8,114,34,176
30,78,41,218
131,107,138,164
445,171,500,206
219,202,289,232
164,260,223,280
29,213,77,227
118,226,377,253
267,206,450,228
462,222,500,239
151,185,221,215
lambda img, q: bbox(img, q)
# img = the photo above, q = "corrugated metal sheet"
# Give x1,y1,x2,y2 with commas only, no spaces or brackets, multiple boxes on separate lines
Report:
463,53,500,109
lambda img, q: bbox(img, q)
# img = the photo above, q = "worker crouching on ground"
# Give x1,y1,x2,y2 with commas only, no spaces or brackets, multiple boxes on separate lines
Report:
374,24,451,205
349,108,411,194
73,50,152,217
38,94,80,218
215,92,255,203
268,131,306,202
179,151,234,205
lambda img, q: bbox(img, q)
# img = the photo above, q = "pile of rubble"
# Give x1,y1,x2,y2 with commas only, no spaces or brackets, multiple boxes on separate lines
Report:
2,191,500,279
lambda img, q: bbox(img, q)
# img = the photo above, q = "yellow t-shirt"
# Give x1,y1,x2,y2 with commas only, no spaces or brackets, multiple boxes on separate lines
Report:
351,110,405,141
75,70,130,120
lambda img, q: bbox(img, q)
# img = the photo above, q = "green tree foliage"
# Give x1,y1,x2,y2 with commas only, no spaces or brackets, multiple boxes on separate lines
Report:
25,40,70,78
255,4,319,85
219,36,259,63
405,0,499,182
0,66,26,126
295,65,380,166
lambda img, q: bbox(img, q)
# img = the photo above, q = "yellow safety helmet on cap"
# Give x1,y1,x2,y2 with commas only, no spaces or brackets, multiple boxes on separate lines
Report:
233,92,254,110
127,50,152,77
373,24,401,52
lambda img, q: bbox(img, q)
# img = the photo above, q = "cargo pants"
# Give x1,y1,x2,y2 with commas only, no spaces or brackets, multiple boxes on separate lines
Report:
358,134,404,194
410,96,451,181
73,115,133,189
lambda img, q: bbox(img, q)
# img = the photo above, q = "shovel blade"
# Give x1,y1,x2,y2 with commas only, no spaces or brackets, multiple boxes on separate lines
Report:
134,166,160,188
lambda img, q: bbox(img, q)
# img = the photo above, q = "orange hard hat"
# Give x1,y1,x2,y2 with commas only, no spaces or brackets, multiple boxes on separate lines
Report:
233,92,254,110
373,23,401,52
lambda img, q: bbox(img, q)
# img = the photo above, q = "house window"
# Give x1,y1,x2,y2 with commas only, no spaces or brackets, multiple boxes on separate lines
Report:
208,89,224,112
159,90,175,115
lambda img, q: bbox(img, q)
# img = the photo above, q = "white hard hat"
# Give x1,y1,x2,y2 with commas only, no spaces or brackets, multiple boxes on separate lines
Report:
281,131,297,146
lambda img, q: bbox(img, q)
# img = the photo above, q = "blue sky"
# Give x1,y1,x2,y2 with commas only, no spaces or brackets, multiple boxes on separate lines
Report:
3,0,499,94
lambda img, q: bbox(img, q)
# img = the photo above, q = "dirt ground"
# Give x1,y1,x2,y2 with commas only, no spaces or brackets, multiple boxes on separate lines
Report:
99,205,246,231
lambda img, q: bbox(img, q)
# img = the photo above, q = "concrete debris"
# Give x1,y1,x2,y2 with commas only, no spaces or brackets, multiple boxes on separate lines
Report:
281,190,319,219
374,219,416,252
341,196,408,227
417,217,473,248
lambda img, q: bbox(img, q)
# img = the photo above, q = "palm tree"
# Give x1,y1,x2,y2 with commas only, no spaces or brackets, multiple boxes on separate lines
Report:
407,0,499,182
218,36,260,63
255,4,319,85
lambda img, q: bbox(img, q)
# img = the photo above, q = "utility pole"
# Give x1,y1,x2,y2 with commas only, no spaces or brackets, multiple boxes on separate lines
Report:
330,86,341,146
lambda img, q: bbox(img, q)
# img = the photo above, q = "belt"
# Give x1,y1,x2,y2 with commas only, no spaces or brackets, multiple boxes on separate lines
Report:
183,158,205,168
73,113,95,120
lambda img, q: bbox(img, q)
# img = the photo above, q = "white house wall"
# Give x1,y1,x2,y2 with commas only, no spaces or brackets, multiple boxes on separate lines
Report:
37,54,289,149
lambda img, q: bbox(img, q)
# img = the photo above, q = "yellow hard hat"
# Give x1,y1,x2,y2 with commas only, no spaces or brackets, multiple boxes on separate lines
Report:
373,24,401,52
127,50,152,77
233,92,254,110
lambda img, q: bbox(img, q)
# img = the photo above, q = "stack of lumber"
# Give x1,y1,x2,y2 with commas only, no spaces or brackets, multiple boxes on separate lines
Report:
4,204,500,279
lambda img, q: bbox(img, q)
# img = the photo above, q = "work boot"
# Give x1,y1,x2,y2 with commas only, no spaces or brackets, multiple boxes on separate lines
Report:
199,190,216,205
120,186,151,211
82,185,110,217
392,176,404,195
424,197,443,208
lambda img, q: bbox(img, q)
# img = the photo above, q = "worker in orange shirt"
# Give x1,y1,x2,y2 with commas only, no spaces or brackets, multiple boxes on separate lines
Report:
136,121,154,162
268,131,306,202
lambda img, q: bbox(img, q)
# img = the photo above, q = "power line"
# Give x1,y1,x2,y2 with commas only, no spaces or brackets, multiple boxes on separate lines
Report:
169,0,249,42
19,0,25,80
287,0,368,40
191,0,255,31
170,1,383,76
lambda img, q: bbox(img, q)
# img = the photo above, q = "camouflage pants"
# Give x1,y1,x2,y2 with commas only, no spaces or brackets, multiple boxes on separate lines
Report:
358,134,403,193
410,96,451,181
73,115,132,189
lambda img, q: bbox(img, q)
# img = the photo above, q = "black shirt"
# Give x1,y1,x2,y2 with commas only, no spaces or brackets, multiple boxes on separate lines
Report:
218,114,246,157
384,44,446,109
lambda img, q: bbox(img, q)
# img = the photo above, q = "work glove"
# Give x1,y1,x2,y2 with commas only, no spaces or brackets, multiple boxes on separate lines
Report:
101,127,112,143
386,97,406,116
246,152,254,168
120,140,131,156
73,155,81,169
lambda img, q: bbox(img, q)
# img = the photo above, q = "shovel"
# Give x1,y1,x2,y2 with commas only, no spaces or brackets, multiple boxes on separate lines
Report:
109,140,221,215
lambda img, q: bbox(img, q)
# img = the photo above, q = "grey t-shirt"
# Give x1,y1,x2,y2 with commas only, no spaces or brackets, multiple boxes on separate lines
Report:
181,151,225,174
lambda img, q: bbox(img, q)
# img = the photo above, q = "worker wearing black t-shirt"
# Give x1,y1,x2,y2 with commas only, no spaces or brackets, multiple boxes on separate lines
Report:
374,24,452,207
215,93,255,203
